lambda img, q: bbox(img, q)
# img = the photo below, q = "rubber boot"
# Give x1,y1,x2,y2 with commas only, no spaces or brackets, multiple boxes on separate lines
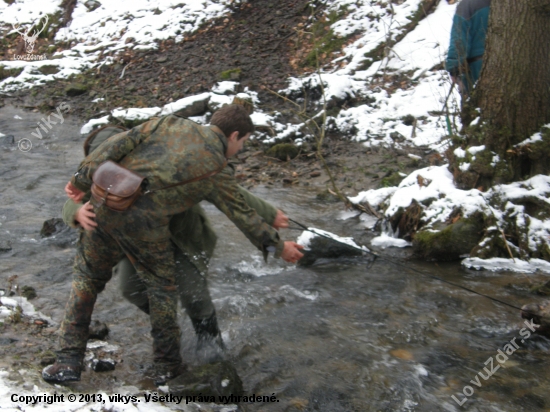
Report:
42,352,83,383
191,314,226,362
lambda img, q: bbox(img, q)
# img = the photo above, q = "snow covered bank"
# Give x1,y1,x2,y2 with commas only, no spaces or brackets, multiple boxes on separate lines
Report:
350,164,550,273
0,0,240,92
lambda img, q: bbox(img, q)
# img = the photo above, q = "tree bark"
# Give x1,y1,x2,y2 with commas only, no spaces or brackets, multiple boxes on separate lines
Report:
476,0,550,152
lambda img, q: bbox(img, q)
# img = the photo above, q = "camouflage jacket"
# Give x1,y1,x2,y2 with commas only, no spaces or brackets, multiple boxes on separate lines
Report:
62,187,278,273
70,115,283,257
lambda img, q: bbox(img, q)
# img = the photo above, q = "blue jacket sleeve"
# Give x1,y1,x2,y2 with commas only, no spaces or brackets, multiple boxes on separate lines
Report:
446,14,470,76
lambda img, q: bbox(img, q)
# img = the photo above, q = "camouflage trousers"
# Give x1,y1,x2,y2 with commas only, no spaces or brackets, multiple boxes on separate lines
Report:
115,249,216,321
58,216,181,367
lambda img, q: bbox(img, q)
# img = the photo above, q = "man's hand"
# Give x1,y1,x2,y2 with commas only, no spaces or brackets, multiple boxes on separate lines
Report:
75,201,97,231
65,181,85,202
272,210,289,229
281,241,304,264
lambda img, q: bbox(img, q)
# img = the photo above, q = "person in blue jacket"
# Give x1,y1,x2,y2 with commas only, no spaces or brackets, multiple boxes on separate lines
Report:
445,0,491,96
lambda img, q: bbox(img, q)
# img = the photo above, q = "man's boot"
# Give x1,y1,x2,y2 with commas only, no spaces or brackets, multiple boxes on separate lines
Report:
191,314,226,362
42,352,83,383
137,301,150,314
152,362,187,387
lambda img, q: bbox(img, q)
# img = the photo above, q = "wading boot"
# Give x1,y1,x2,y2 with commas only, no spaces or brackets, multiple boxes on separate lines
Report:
42,353,83,383
192,314,226,362
153,362,187,387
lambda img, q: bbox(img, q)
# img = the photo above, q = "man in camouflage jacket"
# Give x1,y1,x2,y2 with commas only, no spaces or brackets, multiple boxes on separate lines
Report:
44,105,303,385
62,125,289,360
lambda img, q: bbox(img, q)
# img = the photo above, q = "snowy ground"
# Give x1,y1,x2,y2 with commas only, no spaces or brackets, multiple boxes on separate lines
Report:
0,0,241,92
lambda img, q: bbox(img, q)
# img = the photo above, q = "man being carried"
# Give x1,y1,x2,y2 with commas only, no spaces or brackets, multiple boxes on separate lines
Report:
44,105,304,385
62,125,290,363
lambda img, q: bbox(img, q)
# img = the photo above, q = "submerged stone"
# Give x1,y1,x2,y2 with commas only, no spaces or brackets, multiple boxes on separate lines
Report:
91,359,116,372
89,320,109,340
40,218,67,237
0,240,12,252
530,280,550,296
521,301,550,337
64,83,88,97
21,286,37,300
167,361,243,398
0,135,15,146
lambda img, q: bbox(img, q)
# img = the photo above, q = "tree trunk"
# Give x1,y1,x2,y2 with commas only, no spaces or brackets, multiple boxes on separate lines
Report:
476,0,550,153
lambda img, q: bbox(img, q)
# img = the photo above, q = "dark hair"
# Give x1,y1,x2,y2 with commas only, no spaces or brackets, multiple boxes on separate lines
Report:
210,104,254,139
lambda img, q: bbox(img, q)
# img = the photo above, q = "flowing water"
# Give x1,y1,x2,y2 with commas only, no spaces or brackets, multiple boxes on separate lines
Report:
1,105,550,412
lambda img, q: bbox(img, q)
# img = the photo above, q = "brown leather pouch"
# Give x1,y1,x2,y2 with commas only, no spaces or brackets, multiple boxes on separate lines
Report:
90,160,145,211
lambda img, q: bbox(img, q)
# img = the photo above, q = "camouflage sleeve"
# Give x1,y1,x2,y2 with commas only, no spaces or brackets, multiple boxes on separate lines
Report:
205,168,284,259
62,198,82,229
70,118,165,192
62,192,92,228
238,186,278,226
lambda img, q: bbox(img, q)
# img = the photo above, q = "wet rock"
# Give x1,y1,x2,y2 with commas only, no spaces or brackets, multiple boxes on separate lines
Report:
40,356,56,366
37,65,60,75
266,143,299,161
389,349,414,360
308,386,351,412
167,361,243,398
521,301,550,337
316,189,341,203
89,320,109,340
40,218,67,237
20,286,37,300
0,135,15,146
91,358,116,372
412,216,484,261
85,0,101,11
0,240,12,252
513,394,546,409
0,337,18,345
298,235,365,267
64,83,88,97
530,280,550,296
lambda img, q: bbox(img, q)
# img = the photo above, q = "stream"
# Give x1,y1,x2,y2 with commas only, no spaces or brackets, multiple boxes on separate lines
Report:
1,105,550,412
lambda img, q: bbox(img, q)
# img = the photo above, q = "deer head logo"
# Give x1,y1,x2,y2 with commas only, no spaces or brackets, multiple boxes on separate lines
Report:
12,15,49,54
